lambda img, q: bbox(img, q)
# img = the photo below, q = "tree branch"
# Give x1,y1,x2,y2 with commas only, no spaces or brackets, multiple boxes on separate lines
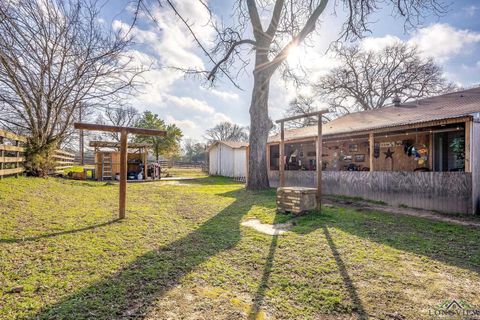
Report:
266,0,284,39
208,39,256,80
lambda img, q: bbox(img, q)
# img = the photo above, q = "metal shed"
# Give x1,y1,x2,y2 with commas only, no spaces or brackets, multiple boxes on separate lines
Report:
208,141,248,179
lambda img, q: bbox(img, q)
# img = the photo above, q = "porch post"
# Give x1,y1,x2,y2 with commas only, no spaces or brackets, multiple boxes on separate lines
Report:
279,121,285,187
316,115,322,211
144,147,148,179
369,133,374,172
465,120,471,172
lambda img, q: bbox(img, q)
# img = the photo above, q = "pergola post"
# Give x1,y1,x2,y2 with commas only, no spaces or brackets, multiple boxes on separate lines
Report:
316,115,322,211
119,130,128,219
143,147,148,179
74,123,165,219
279,121,285,187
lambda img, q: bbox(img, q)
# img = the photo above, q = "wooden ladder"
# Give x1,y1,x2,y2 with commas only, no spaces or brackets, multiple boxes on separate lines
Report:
102,153,113,180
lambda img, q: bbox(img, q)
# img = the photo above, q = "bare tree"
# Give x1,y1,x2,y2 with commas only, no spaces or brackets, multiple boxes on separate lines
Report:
0,0,143,175
143,0,445,189
316,42,455,112
205,121,248,143
284,95,334,128
96,106,140,141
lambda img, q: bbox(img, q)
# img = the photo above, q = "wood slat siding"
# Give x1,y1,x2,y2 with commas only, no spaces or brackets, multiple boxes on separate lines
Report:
268,170,473,214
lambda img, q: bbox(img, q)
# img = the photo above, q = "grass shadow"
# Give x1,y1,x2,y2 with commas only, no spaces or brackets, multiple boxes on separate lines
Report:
323,225,368,319
247,212,286,319
0,219,121,244
29,188,253,319
291,206,480,273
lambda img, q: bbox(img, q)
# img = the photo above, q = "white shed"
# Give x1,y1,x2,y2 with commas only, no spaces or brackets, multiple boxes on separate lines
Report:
208,141,248,178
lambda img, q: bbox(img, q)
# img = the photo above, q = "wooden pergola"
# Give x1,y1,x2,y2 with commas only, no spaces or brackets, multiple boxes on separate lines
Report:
74,123,166,219
275,110,328,211
89,141,152,180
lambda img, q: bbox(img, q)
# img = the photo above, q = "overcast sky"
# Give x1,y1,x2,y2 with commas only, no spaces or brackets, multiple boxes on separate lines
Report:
99,0,480,141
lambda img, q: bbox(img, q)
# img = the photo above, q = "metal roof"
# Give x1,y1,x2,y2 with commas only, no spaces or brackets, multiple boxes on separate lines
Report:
269,87,480,143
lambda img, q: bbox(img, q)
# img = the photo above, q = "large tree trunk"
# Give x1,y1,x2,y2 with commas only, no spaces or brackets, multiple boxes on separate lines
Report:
247,70,272,190
24,138,58,177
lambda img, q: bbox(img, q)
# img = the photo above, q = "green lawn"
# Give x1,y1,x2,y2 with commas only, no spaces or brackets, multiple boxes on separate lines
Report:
0,176,479,319
163,166,207,178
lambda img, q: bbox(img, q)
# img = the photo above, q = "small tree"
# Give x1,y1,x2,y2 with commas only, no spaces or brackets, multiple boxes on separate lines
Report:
134,111,183,161
205,121,248,143
183,139,207,163
316,42,455,112
0,0,142,176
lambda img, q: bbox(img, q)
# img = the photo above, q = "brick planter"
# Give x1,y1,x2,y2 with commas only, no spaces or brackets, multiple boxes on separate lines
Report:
276,187,317,214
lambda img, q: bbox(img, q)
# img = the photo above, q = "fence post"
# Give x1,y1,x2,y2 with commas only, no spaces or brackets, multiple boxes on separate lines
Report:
15,139,19,178
0,136,3,180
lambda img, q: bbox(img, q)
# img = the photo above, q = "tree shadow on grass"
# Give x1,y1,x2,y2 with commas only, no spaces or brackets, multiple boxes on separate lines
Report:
322,225,368,319
248,211,367,320
29,188,256,320
249,232,279,319
0,219,121,244
292,207,480,274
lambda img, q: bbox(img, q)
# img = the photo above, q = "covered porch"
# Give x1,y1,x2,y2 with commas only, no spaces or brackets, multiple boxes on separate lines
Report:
267,116,478,214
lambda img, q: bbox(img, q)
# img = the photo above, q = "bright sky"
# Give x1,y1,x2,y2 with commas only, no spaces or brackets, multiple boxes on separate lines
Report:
99,0,480,141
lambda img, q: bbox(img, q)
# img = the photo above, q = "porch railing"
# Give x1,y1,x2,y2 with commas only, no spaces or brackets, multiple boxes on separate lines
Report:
268,170,473,214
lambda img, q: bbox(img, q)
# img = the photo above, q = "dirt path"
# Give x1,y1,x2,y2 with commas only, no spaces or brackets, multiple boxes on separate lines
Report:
324,198,480,228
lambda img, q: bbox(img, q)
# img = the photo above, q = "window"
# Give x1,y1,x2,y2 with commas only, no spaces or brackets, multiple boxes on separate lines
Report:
433,130,465,171
270,141,317,171
269,145,279,170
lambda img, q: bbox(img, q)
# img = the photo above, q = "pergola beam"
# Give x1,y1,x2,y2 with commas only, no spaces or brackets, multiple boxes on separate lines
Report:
275,110,328,123
74,123,166,136
74,123,166,219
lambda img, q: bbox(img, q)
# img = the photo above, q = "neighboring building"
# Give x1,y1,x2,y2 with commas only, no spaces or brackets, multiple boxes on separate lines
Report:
267,87,480,214
208,141,248,179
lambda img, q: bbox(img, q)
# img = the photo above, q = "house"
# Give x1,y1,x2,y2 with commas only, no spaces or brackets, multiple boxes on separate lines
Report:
208,140,248,179
267,87,480,214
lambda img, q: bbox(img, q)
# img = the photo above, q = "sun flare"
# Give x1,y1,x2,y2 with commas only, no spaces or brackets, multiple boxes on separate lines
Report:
286,45,301,64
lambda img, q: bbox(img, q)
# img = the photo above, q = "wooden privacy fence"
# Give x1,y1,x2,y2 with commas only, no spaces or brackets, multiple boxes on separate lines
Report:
0,129,77,177
0,129,26,178
52,149,76,173
268,170,474,214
